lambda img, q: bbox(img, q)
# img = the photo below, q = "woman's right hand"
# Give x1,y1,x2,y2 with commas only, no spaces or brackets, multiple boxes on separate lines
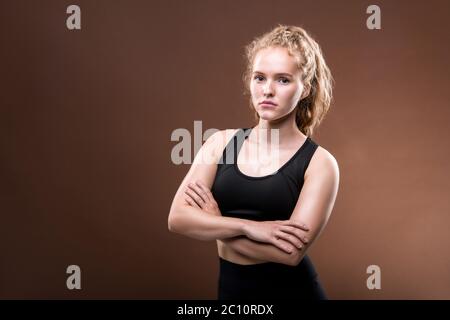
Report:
242,220,310,254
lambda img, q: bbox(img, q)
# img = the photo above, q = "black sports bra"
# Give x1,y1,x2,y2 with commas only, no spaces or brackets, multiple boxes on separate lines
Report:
211,127,319,221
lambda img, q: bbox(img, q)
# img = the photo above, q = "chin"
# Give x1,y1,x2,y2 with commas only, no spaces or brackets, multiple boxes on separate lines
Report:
258,113,275,120
258,110,282,120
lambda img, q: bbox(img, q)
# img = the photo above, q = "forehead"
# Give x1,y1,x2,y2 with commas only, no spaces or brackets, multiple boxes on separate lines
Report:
252,47,300,74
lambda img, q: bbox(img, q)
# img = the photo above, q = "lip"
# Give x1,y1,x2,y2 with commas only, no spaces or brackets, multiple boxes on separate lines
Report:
259,100,277,107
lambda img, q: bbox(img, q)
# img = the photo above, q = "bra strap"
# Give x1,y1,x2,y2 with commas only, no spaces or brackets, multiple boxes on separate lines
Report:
233,128,252,163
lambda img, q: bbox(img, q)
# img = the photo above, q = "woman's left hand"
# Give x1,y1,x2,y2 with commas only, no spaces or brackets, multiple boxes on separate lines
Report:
184,180,222,216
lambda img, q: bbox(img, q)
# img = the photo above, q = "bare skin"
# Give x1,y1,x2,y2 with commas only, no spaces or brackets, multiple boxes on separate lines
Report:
168,46,339,266
168,128,312,265
183,130,338,265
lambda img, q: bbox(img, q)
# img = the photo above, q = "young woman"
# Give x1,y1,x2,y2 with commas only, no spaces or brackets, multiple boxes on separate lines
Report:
168,25,339,300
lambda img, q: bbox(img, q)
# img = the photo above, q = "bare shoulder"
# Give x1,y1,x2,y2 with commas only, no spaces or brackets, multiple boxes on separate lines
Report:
203,128,240,158
213,128,240,141
218,128,241,142
305,144,340,181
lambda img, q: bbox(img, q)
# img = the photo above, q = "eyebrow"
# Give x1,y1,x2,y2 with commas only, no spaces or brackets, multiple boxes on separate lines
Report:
252,71,293,77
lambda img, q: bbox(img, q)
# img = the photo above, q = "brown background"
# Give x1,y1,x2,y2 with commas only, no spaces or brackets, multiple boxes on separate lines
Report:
1,0,449,299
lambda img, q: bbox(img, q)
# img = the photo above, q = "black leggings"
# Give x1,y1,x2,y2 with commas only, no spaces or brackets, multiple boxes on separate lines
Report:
218,255,327,300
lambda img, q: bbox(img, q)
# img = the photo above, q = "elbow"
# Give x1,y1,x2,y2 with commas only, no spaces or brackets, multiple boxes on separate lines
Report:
167,216,175,232
168,207,191,236
168,200,189,234
168,212,182,234
167,215,175,232
286,249,304,267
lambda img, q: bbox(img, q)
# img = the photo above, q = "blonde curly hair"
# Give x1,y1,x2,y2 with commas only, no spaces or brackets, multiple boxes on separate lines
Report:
243,24,334,137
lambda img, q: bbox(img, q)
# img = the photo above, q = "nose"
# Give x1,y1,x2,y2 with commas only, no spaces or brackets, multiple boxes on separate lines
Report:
263,80,274,96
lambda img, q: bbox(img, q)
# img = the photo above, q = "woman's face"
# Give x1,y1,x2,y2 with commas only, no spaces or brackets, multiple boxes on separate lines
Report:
250,46,307,122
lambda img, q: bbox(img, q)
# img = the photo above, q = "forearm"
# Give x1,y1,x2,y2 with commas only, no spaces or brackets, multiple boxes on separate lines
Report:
168,205,249,241
223,236,301,266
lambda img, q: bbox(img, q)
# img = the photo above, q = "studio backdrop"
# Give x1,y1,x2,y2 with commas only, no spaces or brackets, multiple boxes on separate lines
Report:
1,0,449,299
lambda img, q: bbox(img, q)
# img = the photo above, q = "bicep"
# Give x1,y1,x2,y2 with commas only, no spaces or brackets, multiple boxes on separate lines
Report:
170,129,240,211
290,149,340,254
170,131,223,209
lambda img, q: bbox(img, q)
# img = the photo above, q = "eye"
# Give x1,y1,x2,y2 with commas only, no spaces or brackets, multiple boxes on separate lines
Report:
279,77,290,84
254,75,264,82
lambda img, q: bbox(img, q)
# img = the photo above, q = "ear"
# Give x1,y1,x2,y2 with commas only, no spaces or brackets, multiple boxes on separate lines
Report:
301,84,311,100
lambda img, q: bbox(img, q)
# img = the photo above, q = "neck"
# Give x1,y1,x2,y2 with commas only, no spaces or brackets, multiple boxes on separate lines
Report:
251,111,304,146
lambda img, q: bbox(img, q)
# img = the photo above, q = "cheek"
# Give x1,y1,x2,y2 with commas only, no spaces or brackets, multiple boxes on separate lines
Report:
250,84,263,103
280,86,301,103
249,81,260,95
290,84,305,101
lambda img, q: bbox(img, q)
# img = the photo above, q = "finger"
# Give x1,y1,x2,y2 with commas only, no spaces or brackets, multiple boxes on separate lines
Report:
279,226,309,245
195,181,213,201
184,190,199,207
283,220,310,231
184,188,204,207
185,195,200,208
272,237,295,254
196,180,217,204
188,183,209,204
275,231,304,249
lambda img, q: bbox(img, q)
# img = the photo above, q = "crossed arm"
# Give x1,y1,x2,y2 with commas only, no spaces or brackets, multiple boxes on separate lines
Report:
169,192,310,266
168,130,339,266
219,151,339,266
